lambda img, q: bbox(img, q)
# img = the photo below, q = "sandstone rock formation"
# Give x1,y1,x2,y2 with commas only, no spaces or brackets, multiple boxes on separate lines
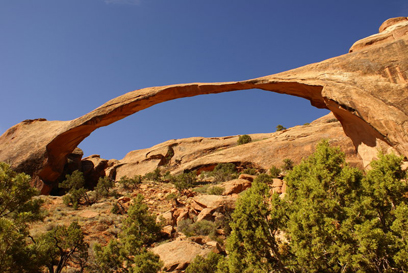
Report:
152,240,213,271
113,113,361,179
1,17,407,193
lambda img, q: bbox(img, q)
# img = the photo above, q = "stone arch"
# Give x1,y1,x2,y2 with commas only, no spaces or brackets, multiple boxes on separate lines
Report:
0,17,407,193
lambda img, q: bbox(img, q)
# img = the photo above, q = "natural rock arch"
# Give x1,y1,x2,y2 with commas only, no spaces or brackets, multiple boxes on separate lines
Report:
1,17,407,193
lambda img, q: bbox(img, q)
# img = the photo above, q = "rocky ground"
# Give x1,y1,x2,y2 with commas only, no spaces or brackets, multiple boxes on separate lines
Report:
27,112,361,272
30,169,286,272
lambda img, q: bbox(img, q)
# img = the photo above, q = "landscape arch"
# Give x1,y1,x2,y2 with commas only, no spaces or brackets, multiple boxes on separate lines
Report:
0,17,407,193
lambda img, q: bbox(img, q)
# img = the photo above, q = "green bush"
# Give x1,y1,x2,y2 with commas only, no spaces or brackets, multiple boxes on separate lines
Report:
38,222,89,273
225,140,408,272
170,171,197,192
185,252,224,273
178,219,217,237
237,134,252,145
207,186,224,195
118,175,142,190
276,124,286,131
254,173,273,184
93,194,162,272
143,168,162,182
110,202,123,215
59,170,91,209
327,118,339,123
211,163,238,183
282,158,294,171
269,165,281,178
0,162,45,272
165,192,179,201
95,176,115,199
242,168,257,175
193,184,210,194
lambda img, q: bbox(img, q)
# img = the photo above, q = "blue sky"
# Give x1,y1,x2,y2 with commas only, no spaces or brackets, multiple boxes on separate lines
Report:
1,0,406,160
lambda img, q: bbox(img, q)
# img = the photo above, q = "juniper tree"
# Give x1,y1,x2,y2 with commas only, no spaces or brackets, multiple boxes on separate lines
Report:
92,194,162,272
38,222,89,273
224,140,408,272
59,170,91,209
0,162,44,273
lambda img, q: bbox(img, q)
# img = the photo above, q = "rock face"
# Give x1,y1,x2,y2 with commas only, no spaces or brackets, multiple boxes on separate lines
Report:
0,17,407,193
114,113,361,180
152,240,213,271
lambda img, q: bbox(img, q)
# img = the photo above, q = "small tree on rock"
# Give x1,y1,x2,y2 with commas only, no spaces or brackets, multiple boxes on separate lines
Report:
237,135,252,145
59,170,91,209
92,194,162,272
38,222,89,273
276,125,286,131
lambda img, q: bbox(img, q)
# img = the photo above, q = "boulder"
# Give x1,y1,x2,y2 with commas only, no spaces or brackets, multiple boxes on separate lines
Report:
81,155,108,188
238,173,256,182
221,178,252,195
271,178,285,194
193,195,238,210
64,147,84,174
196,207,215,222
161,225,174,238
157,210,174,226
206,240,223,254
151,240,212,271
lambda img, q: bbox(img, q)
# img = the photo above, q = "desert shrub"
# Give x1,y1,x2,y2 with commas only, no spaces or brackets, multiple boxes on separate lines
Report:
207,186,224,195
143,168,162,182
93,194,162,272
185,252,224,273
162,171,172,182
178,219,217,237
61,189,87,209
282,158,294,171
177,219,193,235
59,170,91,209
193,184,210,194
110,202,122,215
242,168,257,175
211,163,238,183
122,194,162,247
95,176,115,199
237,134,252,145
217,207,234,237
170,171,197,192
276,124,286,131
191,220,217,237
118,175,142,190
199,171,212,180
327,118,339,123
132,250,163,273
165,192,179,201
269,165,281,178
254,173,273,184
